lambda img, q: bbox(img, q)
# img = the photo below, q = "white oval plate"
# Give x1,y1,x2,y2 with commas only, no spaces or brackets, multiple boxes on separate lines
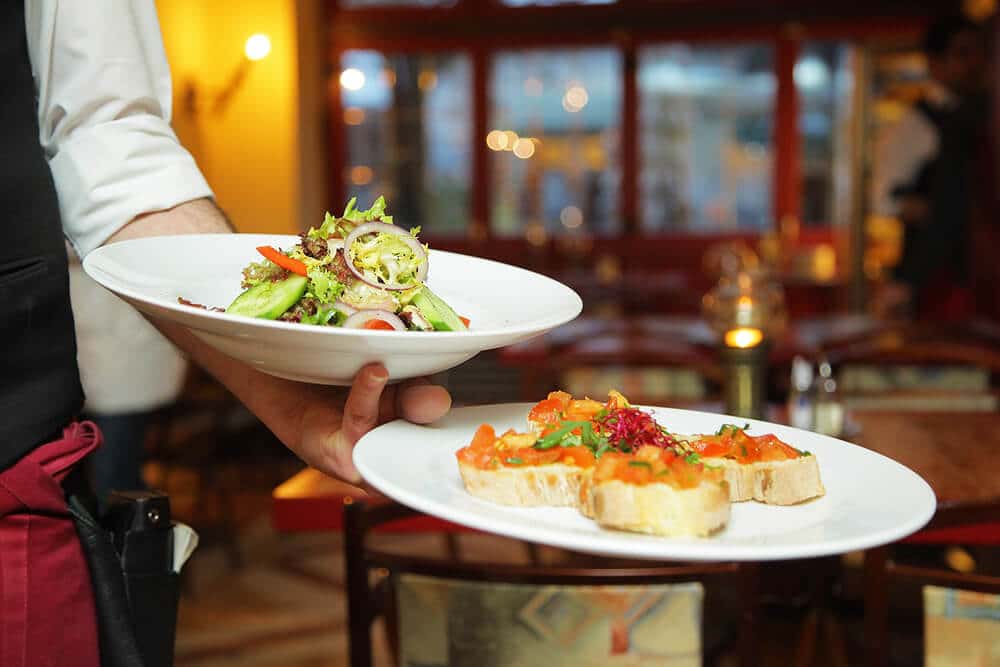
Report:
354,404,936,562
83,234,582,385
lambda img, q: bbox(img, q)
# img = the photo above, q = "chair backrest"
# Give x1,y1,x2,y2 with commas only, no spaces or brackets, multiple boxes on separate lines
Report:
866,542,1000,667
820,322,1000,413
516,317,722,406
343,500,758,667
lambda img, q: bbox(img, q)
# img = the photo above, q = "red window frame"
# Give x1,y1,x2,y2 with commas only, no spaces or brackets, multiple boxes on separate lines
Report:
324,1,927,262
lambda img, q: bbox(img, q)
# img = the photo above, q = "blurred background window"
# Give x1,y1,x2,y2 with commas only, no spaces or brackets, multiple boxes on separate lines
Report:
340,50,472,235
490,49,623,238
796,42,856,228
339,0,459,8
638,44,775,234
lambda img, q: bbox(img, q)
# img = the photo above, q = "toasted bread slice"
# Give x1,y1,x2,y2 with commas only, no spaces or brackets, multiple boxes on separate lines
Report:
749,455,824,505
588,477,730,537
457,461,586,507
704,455,824,505
703,458,755,502
580,446,731,537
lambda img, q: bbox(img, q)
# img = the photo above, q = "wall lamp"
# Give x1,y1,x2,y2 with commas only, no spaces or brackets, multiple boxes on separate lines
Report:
182,33,272,117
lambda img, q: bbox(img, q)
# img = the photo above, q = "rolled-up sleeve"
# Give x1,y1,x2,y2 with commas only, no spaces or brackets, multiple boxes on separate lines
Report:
26,0,213,258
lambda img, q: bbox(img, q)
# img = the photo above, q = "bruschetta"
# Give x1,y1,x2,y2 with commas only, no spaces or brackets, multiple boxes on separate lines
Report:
456,424,597,507
682,424,825,505
580,445,730,537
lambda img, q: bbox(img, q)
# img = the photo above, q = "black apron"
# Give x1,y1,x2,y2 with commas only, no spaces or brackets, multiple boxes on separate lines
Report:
0,1,85,471
892,95,982,292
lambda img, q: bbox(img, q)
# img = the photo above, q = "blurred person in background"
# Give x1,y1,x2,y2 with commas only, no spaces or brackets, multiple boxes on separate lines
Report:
871,14,989,321
68,253,188,509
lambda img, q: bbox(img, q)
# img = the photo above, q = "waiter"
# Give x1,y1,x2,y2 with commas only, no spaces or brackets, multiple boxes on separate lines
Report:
0,3,451,665
871,15,988,320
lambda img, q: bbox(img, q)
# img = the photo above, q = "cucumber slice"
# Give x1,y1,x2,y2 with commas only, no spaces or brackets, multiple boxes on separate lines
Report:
411,286,466,331
226,274,308,319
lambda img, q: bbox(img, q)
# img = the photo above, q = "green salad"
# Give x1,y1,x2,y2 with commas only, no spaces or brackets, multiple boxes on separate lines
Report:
201,197,468,332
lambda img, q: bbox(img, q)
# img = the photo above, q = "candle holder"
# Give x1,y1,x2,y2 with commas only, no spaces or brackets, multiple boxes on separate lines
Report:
702,269,785,419
721,328,769,419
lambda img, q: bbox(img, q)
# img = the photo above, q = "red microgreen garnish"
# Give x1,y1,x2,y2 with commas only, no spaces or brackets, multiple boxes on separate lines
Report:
596,407,677,451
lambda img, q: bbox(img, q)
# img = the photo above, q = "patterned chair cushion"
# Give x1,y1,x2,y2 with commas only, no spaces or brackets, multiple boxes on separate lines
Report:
396,574,703,667
924,585,1000,666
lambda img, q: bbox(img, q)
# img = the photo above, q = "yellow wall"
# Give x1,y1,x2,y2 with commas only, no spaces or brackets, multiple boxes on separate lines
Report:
156,0,303,235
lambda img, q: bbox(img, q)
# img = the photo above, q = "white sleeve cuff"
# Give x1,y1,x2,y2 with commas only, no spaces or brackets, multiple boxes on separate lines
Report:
50,115,214,258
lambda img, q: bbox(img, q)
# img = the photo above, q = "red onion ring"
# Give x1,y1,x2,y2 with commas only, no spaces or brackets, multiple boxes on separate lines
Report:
344,222,428,290
342,310,407,331
332,300,357,315
339,286,397,312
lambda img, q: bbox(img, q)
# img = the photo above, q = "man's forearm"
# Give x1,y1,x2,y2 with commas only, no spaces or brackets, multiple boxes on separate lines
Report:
102,198,319,449
104,197,234,243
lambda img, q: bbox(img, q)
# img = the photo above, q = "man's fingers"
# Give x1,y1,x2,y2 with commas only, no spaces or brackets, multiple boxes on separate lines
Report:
341,364,389,446
398,382,452,424
305,368,448,485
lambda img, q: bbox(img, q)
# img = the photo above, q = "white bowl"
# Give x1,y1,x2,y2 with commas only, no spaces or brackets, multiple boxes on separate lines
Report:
83,234,582,384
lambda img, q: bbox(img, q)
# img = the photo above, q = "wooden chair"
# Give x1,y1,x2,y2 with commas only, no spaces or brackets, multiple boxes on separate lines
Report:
512,316,723,406
821,320,1000,413
816,322,1000,666
864,502,1000,667
344,500,759,667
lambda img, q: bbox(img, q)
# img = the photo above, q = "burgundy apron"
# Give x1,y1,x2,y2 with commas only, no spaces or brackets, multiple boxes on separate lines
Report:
0,423,102,667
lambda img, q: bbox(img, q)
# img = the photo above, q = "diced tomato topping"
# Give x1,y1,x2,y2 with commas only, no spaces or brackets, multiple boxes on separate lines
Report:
471,424,496,449
564,399,604,422
591,448,719,489
528,395,569,427
689,429,801,463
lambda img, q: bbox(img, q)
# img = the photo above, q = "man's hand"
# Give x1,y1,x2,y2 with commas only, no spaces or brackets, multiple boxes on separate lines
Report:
295,364,450,482
104,199,452,483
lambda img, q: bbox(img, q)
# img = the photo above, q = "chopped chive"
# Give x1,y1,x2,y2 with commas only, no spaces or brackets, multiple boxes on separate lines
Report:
716,422,751,436
505,457,524,465
684,452,702,465
656,469,671,476
534,421,589,449
561,434,582,447
628,460,652,469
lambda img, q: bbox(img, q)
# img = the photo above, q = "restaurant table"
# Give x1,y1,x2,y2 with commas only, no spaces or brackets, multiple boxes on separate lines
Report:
495,313,881,400
496,313,879,366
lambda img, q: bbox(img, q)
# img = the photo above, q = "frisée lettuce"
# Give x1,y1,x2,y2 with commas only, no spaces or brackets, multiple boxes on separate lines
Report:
183,196,469,333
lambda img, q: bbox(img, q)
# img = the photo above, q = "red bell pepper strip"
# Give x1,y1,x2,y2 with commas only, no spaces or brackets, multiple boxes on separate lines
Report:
257,246,308,277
